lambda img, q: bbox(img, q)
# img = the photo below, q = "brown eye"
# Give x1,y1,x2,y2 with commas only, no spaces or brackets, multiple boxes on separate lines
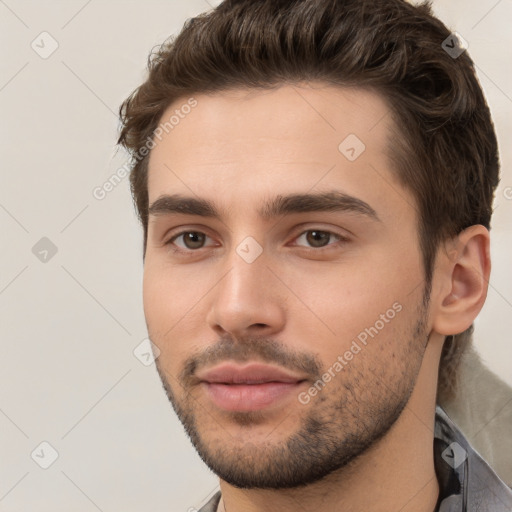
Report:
305,230,332,248
169,231,208,250
292,228,350,251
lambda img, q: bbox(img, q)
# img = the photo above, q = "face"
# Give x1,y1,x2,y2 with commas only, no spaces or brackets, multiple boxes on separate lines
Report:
143,83,431,488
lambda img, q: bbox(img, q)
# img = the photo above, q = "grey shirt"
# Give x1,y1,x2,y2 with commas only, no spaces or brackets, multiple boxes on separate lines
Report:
198,406,512,511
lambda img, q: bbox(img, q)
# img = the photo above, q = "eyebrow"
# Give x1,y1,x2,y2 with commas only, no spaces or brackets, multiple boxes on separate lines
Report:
148,191,380,223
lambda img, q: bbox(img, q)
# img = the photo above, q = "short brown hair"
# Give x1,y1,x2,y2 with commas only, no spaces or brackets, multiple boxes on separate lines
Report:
117,0,500,403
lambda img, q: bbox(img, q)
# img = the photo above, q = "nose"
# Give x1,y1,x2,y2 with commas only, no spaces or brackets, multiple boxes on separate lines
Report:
206,244,287,340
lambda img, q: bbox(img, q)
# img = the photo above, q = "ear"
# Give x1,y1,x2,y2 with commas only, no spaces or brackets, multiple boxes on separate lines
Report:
432,225,491,336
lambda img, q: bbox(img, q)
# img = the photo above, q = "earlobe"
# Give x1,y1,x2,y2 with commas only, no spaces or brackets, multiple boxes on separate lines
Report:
432,225,491,336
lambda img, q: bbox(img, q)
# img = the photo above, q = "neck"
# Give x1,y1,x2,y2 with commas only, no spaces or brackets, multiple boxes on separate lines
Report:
217,335,443,512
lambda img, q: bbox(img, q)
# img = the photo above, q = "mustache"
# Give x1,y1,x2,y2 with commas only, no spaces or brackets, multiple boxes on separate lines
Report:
179,337,323,386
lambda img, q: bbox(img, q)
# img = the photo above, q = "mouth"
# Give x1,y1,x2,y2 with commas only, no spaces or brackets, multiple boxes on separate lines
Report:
196,362,308,412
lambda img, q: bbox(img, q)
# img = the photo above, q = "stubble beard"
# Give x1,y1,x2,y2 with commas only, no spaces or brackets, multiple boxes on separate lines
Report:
152,296,429,489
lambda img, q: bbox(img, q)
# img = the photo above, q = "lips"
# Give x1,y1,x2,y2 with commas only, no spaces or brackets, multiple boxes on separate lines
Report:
196,362,307,412
197,362,305,384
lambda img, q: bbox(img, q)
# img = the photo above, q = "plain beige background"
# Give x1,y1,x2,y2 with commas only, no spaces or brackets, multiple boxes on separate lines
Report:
0,0,511,510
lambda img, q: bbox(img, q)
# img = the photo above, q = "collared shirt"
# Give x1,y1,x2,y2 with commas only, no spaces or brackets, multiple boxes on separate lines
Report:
198,406,512,511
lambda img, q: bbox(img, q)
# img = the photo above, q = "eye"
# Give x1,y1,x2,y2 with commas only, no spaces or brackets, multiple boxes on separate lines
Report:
293,229,348,249
165,227,349,255
166,231,215,251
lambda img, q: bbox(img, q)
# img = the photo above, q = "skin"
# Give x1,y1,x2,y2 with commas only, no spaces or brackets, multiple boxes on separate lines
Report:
143,83,490,512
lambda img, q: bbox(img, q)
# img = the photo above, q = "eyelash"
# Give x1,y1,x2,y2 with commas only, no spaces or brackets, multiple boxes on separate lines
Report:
164,228,349,255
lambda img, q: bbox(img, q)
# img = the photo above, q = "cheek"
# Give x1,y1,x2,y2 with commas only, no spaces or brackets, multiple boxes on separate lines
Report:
285,252,420,359
142,257,229,373
142,263,201,372
142,258,205,327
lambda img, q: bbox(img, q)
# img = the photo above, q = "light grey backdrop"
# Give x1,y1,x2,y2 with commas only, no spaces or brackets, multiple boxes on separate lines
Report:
1,1,511,510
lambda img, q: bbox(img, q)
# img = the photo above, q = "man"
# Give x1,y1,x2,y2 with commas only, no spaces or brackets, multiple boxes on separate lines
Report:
117,0,512,510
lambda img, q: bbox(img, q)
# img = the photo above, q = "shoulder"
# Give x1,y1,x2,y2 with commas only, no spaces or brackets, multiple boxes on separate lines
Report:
435,405,512,511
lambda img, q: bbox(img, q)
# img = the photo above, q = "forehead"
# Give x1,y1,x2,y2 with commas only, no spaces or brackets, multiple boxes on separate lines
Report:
146,83,413,223
149,83,392,168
